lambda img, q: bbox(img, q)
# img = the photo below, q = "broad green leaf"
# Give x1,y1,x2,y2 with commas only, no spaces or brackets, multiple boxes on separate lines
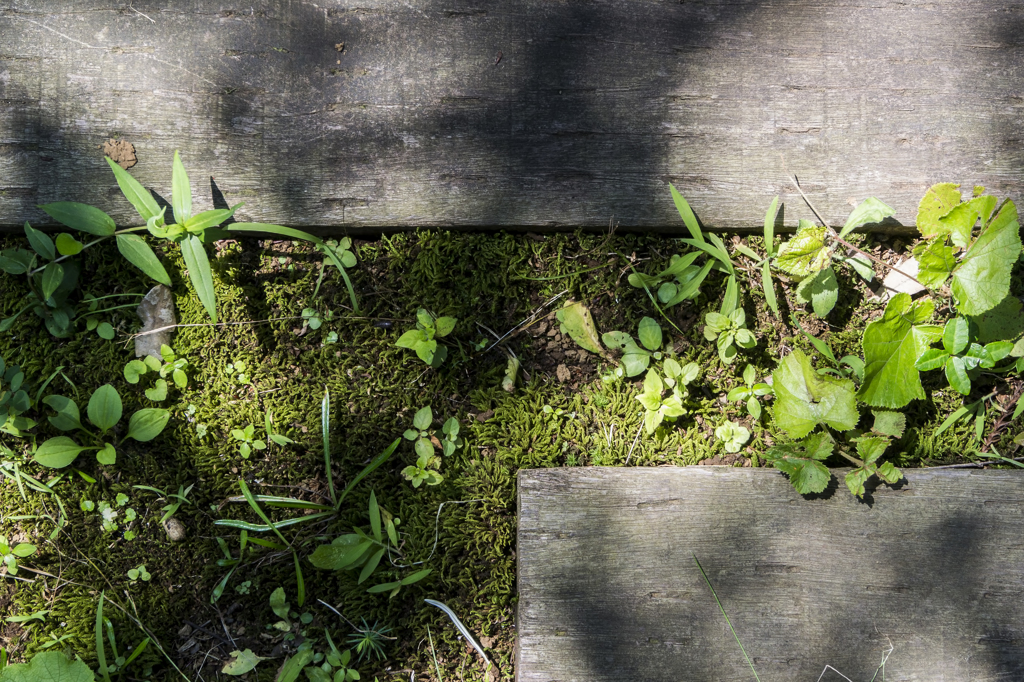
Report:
412,406,432,430
96,442,116,465
772,349,858,438
554,302,603,354
43,395,81,431
644,408,664,434
433,316,456,337
856,436,889,465
795,266,838,318
185,206,239,233
145,379,168,402
913,239,956,289
774,220,830,278
126,408,170,442
221,649,264,676
765,433,833,494
396,329,424,349
40,262,64,302
971,295,1024,344
171,150,192,224
38,202,116,236
34,437,88,469
839,197,895,239
845,468,871,498
669,184,703,243
942,317,970,354
939,194,997,248
945,356,972,395
87,384,123,432
914,348,949,372
414,338,438,365
179,233,217,322
55,233,83,256
106,156,161,222
116,234,171,286
950,200,1021,316
269,587,289,620
916,183,961,238
858,294,942,408
637,317,662,351
841,254,874,282
277,648,315,682
0,651,95,682
24,222,55,260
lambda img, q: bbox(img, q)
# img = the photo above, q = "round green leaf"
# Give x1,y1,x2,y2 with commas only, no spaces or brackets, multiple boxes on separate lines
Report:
96,322,115,340
124,359,147,384
126,408,171,442
434,316,457,337
87,384,123,431
34,437,88,469
145,379,168,402
96,442,117,465
637,317,663,351
413,405,432,430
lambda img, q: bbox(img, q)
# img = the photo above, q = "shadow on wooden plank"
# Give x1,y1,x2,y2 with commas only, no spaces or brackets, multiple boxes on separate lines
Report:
517,467,1024,681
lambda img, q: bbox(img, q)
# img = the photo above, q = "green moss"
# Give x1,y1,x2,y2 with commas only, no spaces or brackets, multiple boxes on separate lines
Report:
0,229,1018,681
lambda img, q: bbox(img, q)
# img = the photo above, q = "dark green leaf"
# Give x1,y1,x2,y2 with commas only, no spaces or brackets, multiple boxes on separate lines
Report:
942,317,970,355
38,202,116,236
945,356,972,395
765,433,833,494
40,262,64,302
106,156,161,223
87,385,122,432
43,395,81,431
24,223,55,260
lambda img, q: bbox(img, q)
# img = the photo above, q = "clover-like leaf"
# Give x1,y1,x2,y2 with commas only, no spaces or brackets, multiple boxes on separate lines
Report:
858,294,942,408
765,432,833,494
772,349,858,438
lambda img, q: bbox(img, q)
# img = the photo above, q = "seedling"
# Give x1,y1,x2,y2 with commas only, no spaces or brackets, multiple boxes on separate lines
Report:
715,421,751,454
395,308,457,367
669,185,742,316
0,534,36,577
401,406,462,487
124,344,189,401
230,424,266,459
225,359,250,385
726,365,773,419
0,356,34,437
627,252,710,307
37,384,170,468
347,619,391,662
703,308,756,364
915,316,1013,395
127,564,151,582
133,483,195,524
602,317,671,377
636,358,700,435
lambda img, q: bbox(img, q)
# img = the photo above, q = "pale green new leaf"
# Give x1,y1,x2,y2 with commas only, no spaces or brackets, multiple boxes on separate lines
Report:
913,238,956,289
637,317,662,351
179,233,217,322
106,156,161,222
765,432,833,494
171,150,192,224
775,220,830,278
858,294,942,408
939,194,997,248
839,197,895,239
950,200,1021,316
916,182,961,238
772,349,858,438
554,302,603,354
116,234,172,286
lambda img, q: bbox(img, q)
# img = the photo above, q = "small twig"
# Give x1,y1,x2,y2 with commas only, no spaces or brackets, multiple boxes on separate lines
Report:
788,175,926,289
481,290,569,353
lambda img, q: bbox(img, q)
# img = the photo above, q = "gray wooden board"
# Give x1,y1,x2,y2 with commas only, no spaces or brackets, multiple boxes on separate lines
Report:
3,2,1024,233
517,467,1024,682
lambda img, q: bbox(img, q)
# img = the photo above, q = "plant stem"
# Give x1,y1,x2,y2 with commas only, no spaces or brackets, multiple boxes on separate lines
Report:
27,226,148,276
788,176,927,289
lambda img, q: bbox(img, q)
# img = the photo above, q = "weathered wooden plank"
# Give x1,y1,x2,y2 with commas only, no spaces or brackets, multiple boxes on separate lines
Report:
517,467,1024,681
2,2,1024,232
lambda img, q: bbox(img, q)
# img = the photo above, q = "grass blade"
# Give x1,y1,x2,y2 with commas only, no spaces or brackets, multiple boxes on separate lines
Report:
178,233,217,322
669,184,703,243
763,195,779,257
214,511,334,532
171,150,191,224
693,555,761,682
761,260,778,316
337,438,401,507
96,592,111,682
323,389,337,506
424,599,492,672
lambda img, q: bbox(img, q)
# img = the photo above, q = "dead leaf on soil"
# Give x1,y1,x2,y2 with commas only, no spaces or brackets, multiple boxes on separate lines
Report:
554,302,603,354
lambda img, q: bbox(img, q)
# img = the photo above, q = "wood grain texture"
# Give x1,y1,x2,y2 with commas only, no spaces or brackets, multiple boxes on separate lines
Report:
517,467,1024,681
3,2,1024,233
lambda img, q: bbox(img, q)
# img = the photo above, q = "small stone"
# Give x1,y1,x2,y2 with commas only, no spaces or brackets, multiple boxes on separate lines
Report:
880,257,926,300
177,623,192,638
163,517,187,542
136,284,177,359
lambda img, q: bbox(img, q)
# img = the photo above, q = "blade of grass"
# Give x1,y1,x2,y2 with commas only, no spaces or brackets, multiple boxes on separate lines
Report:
693,555,761,682
96,592,111,682
427,625,445,682
424,599,492,672
337,438,401,507
323,389,337,506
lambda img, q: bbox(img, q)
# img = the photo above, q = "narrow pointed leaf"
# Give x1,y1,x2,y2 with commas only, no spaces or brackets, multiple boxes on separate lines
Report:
106,156,161,222
171,150,192,224
116,234,171,285
38,202,116,236
179,233,217,322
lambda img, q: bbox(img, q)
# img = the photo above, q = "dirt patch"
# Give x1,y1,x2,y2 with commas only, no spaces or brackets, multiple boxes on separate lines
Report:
102,138,137,169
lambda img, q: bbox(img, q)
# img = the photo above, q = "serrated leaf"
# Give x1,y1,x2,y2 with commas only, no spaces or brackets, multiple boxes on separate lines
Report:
939,194,997,248
839,197,896,239
845,467,871,498
116,234,172,286
871,410,906,438
775,220,830,278
765,432,833,494
87,384,122,432
554,302,603,354
856,436,890,465
637,317,662,351
916,183,962,238
772,349,859,438
797,266,838,318
0,650,95,682
877,461,902,484
971,295,1024,344
858,294,942,408
913,239,956,289
950,200,1021,316
38,202,116,236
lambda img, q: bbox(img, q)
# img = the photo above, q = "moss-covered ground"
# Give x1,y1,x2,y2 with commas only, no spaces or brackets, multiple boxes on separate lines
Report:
0,228,1020,681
